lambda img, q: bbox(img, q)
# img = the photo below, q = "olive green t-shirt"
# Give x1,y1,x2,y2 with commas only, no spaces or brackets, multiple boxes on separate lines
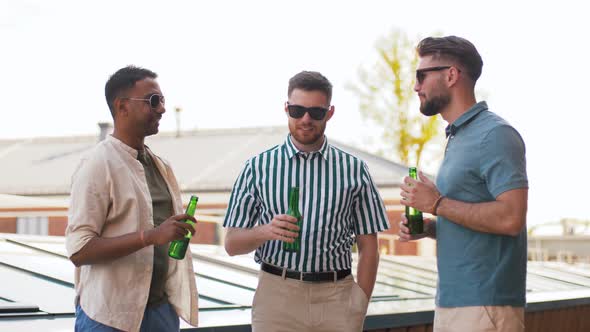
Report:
137,149,174,307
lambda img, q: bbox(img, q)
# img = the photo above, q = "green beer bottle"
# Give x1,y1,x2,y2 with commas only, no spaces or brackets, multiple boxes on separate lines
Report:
168,195,198,260
283,187,302,252
405,167,424,234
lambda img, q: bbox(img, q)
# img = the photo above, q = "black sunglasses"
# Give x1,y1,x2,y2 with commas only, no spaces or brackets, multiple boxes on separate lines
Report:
286,103,329,120
121,94,165,109
415,66,452,84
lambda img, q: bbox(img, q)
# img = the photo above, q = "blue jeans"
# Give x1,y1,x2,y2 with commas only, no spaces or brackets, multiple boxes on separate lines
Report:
75,302,180,332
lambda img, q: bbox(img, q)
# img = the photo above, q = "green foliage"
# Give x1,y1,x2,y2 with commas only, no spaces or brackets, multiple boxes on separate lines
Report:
348,29,442,167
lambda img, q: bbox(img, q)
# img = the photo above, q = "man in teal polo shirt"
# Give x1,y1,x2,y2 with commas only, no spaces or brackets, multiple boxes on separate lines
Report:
399,36,528,331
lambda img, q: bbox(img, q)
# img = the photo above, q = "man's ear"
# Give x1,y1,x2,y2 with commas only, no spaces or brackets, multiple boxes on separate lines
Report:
113,98,128,118
325,105,335,122
447,66,461,87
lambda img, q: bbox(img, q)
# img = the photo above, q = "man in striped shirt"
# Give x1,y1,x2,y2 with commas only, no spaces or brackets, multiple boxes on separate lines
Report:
223,71,390,332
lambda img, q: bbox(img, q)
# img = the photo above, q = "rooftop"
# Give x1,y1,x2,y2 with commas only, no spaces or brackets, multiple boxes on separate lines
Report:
1,234,589,331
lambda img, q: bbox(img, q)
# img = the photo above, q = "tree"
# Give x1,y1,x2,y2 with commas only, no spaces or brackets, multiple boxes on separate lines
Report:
348,29,443,168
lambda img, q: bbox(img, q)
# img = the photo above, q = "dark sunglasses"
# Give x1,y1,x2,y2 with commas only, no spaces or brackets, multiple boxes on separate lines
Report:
286,103,329,120
415,66,452,84
121,94,165,109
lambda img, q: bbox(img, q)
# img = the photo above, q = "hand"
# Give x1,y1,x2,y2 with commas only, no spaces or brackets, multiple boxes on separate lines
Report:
398,214,435,241
145,213,197,246
400,171,440,214
259,214,299,243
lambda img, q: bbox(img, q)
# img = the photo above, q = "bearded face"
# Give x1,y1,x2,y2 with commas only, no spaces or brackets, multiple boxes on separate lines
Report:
286,89,333,151
420,92,451,116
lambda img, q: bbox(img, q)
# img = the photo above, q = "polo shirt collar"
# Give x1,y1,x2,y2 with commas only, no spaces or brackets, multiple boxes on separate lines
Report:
445,101,488,137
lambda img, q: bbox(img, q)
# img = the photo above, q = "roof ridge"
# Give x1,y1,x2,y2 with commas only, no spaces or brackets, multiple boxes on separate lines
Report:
0,125,290,143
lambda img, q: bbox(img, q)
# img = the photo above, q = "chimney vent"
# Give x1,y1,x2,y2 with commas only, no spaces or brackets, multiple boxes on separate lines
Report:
98,122,113,141
175,107,182,138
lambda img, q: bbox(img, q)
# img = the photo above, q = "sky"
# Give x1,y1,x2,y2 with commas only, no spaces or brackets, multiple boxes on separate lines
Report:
1,0,589,227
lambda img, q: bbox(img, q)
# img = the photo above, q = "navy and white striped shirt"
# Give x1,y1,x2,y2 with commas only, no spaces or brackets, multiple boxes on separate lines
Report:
223,135,389,272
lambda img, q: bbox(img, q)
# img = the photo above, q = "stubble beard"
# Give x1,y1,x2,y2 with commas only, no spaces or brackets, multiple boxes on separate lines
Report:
145,115,161,137
289,122,325,146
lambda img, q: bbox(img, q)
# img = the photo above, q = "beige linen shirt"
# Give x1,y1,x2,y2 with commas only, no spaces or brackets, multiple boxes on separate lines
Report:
65,135,198,331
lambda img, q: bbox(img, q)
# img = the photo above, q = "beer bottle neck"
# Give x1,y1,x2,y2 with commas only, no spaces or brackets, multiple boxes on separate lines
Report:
288,190,299,213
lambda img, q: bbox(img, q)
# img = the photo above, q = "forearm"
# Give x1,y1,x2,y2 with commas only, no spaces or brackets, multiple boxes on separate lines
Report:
356,234,379,298
437,191,527,236
225,226,267,256
70,231,147,267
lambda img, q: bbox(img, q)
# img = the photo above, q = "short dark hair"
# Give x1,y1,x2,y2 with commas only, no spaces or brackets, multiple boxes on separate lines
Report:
104,65,157,117
288,71,333,104
416,36,483,83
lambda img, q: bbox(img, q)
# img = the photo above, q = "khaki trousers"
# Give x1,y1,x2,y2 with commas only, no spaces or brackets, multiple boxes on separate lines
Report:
252,270,369,332
434,306,525,332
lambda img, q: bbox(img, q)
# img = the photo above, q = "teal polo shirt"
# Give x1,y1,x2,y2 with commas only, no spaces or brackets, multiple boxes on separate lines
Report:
435,101,528,307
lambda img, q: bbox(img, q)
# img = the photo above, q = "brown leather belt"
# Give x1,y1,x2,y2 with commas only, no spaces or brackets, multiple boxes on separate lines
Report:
261,262,351,282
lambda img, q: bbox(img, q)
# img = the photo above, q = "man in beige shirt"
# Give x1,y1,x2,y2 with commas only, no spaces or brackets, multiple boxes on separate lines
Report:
66,66,199,331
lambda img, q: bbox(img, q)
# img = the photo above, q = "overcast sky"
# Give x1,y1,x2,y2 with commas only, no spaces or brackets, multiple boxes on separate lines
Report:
1,0,589,227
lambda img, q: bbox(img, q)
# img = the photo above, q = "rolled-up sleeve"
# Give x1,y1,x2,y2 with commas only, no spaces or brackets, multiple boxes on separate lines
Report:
352,162,390,235
223,160,259,229
65,156,110,257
